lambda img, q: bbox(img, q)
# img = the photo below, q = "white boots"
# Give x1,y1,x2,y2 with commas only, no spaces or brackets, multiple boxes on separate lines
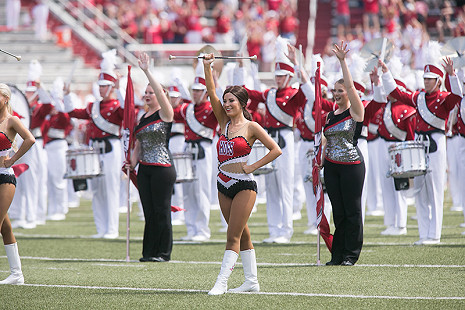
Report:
0,243,24,285
229,249,260,292
208,250,238,295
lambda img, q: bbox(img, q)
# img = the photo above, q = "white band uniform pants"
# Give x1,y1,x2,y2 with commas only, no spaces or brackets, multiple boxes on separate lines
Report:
90,138,122,236
265,128,294,239
414,132,446,240
379,139,407,228
45,139,68,217
182,140,212,238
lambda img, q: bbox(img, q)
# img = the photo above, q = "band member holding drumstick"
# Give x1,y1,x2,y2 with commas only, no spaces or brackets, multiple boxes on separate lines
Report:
370,63,416,236
64,50,124,239
43,78,73,222
378,42,463,245
203,53,282,295
322,42,365,266
0,83,36,284
125,52,176,262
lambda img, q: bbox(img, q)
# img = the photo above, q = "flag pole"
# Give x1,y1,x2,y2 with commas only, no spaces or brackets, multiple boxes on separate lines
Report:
126,166,131,262
317,226,321,266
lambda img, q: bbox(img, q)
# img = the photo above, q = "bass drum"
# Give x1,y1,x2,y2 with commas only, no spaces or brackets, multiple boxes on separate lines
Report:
7,83,30,129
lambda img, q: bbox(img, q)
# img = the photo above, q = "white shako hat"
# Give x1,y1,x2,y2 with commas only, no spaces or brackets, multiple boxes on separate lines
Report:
274,36,294,76
98,49,118,86
168,85,181,97
388,55,412,92
26,60,42,92
191,58,206,90
423,41,445,80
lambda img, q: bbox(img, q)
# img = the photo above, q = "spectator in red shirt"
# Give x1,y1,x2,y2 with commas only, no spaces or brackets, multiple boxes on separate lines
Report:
335,0,350,39
363,0,380,40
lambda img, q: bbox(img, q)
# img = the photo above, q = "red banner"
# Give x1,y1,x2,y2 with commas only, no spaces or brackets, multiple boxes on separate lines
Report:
312,62,333,252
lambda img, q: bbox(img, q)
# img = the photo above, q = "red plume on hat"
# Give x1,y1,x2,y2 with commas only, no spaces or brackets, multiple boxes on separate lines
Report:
98,49,118,86
26,60,42,92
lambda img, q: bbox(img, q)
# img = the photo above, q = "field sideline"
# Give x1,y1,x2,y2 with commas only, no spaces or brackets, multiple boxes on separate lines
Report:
1,193,464,309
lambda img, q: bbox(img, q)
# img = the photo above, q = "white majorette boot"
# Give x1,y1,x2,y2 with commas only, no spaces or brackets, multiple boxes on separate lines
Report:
229,249,260,292
0,243,24,285
208,250,238,295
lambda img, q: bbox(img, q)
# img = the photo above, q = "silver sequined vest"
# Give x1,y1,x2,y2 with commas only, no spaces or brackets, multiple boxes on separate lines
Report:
324,109,363,163
136,112,172,166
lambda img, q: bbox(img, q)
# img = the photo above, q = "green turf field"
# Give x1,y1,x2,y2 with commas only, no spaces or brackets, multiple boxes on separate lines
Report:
1,193,464,309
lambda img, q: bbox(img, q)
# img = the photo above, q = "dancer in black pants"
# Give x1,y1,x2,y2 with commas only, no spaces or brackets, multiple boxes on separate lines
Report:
127,52,175,262
321,42,365,266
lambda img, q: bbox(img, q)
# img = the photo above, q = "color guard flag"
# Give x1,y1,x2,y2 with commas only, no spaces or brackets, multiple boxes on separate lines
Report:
312,62,333,252
122,65,138,187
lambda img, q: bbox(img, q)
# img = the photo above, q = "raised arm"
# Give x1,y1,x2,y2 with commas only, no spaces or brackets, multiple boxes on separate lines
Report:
138,52,173,122
333,42,364,122
203,53,228,128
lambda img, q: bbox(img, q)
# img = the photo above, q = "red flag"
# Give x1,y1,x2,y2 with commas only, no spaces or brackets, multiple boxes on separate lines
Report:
122,65,137,188
123,65,135,161
312,62,333,252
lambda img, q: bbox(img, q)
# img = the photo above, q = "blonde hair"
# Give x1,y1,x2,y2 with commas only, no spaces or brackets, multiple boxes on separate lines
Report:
0,83,12,114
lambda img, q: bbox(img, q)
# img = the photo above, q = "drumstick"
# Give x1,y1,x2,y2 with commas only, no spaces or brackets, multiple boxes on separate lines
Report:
169,55,258,61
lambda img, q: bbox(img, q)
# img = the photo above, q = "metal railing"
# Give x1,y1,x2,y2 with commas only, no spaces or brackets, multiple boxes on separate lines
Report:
48,0,140,65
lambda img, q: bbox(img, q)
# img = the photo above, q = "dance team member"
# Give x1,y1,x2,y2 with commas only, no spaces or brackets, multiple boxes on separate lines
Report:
203,53,282,295
0,83,36,284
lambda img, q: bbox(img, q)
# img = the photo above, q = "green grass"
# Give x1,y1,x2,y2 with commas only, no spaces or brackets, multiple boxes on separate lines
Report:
1,192,464,309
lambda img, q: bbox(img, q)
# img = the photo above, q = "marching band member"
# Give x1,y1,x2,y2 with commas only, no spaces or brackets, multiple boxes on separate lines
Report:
0,83,36,285
371,62,416,236
454,70,465,233
235,37,309,243
43,77,72,221
175,61,218,242
168,82,186,225
64,50,124,239
295,62,334,235
11,60,51,228
349,54,371,222
380,41,463,245
445,105,463,213
365,104,385,217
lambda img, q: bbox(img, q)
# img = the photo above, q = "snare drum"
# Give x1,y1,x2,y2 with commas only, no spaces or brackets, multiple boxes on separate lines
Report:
388,141,427,178
248,141,274,175
172,152,195,183
64,147,102,179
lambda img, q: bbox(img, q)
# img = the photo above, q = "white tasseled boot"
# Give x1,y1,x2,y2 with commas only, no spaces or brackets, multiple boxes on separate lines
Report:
229,249,260,292
208,250,238,295
0,243,24,285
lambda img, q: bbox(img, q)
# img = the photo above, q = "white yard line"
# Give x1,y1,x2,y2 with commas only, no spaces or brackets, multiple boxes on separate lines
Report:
17,283,465,300
4,256,465,268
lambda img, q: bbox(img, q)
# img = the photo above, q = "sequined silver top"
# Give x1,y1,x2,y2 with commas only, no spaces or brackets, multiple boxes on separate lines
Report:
324,109,363,164
135,111,172,166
